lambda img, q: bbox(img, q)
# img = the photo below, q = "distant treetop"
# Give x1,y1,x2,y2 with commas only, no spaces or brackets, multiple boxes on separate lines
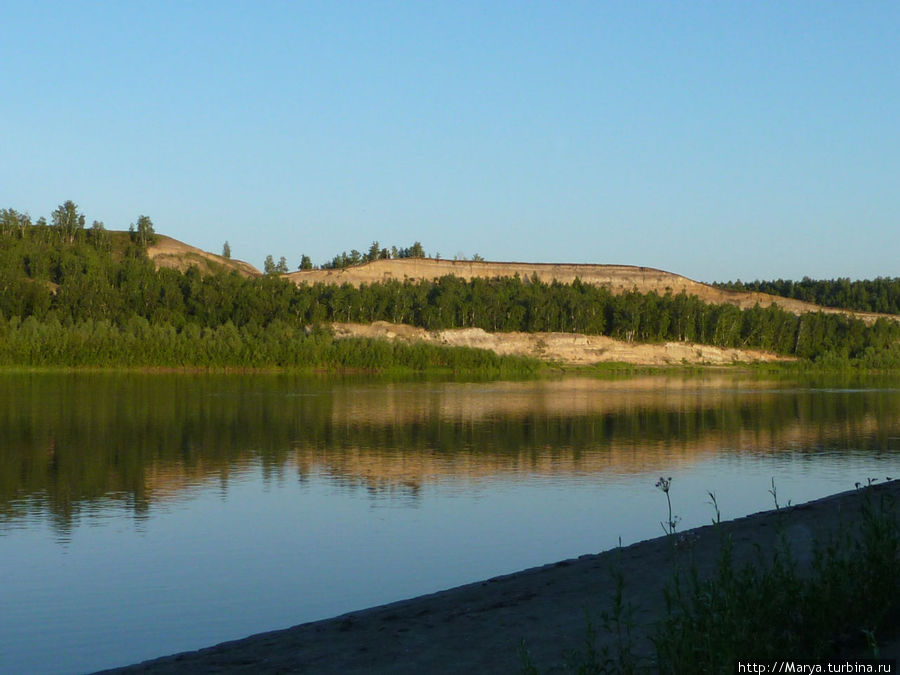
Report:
318,240,427,270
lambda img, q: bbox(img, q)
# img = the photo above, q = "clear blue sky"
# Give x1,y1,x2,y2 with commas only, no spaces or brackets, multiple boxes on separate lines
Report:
2,1,898,282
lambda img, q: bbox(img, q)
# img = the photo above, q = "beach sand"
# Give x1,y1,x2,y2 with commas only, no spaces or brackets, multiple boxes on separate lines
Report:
99,480,899,673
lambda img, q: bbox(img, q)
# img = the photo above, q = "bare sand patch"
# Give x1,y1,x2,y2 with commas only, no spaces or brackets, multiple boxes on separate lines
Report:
147,236,261,278
332,321,794,366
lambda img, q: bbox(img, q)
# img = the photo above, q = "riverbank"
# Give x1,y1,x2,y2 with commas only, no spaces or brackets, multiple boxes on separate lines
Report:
332,321,795,366
100,480,899,674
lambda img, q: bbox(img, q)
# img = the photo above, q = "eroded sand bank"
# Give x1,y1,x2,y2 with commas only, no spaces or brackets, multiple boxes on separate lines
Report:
332,321,796,366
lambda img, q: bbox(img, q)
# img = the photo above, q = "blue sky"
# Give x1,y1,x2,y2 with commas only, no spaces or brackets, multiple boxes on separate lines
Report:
2,1,898,282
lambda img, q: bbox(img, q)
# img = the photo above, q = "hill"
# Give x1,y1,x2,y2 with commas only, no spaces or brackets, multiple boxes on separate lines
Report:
138,235,900,326
147,235,260,277
283,258,892,325
137,236,893,325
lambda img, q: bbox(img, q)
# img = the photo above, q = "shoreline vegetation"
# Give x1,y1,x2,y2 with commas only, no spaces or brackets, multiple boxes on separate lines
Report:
98,480,900,674
2,204,900,372
0,318,896,374
0,321,541,376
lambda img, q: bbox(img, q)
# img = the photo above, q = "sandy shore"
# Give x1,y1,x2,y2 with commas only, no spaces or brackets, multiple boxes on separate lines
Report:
100,481,899,674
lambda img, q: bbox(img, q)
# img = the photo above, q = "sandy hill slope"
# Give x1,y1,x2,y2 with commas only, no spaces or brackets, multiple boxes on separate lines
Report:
147,235,261,277
143,241,893,325
286,258,893,324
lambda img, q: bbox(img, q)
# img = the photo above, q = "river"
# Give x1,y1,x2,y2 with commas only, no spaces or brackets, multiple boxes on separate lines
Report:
1,372,897,674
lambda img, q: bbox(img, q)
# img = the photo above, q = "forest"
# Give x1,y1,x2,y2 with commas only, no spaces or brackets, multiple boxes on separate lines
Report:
715,277,900,315
2,204,900,370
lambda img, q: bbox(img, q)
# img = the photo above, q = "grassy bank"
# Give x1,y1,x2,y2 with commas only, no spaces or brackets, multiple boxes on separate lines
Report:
2,313,898,376
522,480,900,673
0,317,541,376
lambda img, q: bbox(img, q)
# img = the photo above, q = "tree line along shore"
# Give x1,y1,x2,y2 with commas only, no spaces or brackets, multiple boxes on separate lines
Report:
2,203,900,371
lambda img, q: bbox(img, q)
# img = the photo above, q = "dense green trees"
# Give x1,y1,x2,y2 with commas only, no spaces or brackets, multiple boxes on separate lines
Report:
320,240,427,269
0,316,536,372
2,205,900,369
0,209,536,371
715,277,900,315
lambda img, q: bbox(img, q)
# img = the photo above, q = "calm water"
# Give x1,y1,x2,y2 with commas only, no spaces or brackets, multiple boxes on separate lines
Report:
1,372,898,674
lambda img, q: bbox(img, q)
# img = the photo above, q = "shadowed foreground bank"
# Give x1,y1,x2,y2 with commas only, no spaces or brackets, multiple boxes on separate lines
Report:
99,481,899,674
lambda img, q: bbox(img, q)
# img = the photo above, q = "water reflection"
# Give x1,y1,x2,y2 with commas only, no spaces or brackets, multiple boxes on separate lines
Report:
1,373,898,535
2,373,899,674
